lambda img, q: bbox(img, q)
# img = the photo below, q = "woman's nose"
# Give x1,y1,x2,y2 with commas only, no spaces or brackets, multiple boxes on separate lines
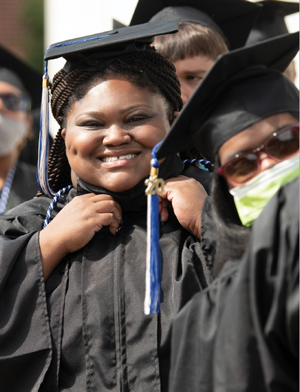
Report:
259,151,278,172
180,85,189,106
102,125,131,146
178,78,190,106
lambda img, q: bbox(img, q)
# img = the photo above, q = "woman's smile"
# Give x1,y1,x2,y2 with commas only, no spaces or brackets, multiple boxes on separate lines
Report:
99,151,141,166
61,75,171,192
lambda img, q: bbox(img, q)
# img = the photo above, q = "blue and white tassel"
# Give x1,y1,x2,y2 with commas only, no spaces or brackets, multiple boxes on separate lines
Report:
43,185,73,228
183,158,214,172
37,61,56,198
144,142,165,315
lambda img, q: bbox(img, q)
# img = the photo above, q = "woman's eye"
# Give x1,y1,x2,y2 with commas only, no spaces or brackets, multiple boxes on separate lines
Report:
83,121,103,128
128,116,146,123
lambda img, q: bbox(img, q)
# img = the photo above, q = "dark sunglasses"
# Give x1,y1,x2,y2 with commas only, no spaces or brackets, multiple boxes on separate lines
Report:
0,93,31,112
218,124,299,186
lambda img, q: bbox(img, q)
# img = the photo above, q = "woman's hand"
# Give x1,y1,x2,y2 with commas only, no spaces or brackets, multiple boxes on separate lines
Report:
158,176,207,239
39,194,122,279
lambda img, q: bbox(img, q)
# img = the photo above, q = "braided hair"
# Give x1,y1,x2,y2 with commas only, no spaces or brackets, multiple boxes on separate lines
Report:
38,46,182,195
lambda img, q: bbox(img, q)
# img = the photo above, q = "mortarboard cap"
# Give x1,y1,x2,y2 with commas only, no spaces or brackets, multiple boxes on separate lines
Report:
156,32,299,161
247,1,299,44
44,18,179,73
0,45,42,109
130,0,262,50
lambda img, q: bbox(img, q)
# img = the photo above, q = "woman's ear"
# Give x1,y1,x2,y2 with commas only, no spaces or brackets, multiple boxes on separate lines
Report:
61,128,66,139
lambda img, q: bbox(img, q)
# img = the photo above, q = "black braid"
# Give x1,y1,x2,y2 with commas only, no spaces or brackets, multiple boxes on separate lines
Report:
37,46,182,195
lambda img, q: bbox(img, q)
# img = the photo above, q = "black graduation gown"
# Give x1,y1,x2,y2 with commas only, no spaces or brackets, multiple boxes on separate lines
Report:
169,178,299,392
0,160,37,212
0,155,212,392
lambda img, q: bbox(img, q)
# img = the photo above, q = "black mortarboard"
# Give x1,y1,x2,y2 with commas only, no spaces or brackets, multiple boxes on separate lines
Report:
0,45,42,109
247,1,299,44
156,32,299,161
44,18,178,73
130,0,262,50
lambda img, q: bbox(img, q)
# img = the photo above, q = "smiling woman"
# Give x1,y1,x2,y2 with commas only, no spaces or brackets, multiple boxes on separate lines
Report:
0,21,212,392
61,75,171,192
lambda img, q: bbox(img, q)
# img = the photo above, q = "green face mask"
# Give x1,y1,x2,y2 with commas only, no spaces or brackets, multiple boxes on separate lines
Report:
229,155,299,227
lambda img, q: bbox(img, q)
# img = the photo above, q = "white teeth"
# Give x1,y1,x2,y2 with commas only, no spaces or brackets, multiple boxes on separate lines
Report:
119,154,138,160
102,153,138,162
102,156,118,162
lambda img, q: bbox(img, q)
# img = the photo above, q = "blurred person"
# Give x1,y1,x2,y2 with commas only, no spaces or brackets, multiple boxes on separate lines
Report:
130,0,261,105
154,32,299,392
0,46,41,212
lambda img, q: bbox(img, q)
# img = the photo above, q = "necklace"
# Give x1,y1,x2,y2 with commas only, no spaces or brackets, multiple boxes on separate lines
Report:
0,165,16,213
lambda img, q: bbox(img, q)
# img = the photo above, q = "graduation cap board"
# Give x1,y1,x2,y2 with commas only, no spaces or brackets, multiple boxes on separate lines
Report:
130,0,262,50
156,32,299,161
247,1,299,44
44,18,178,64
0,45,42,109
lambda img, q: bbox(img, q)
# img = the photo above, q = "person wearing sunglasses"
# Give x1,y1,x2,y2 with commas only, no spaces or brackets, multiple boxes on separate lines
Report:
0,47,41,213
153,32,299,391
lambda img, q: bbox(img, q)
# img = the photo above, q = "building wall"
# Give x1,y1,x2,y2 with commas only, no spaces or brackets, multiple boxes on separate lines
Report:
0,0,27,58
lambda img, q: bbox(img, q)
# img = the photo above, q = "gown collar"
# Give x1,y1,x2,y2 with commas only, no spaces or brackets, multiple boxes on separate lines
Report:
76,154,184,212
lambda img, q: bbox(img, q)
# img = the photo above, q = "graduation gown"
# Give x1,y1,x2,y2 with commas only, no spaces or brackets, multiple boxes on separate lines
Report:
0,160,37,212
169,178,299,392
0,155,212,392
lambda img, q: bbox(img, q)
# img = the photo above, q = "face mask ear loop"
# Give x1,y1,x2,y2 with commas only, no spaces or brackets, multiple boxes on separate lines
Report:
144,141,165,315
37,60,56,197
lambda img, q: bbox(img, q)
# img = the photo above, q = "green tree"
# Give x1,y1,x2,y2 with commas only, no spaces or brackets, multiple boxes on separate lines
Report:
21,0,44,72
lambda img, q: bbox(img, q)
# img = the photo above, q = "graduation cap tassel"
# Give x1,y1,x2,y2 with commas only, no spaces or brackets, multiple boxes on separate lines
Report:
43,185,74,228
37,61,55,198
183,159,214,172
144,142,165,315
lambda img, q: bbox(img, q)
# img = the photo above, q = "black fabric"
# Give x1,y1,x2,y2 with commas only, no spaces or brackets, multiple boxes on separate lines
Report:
130,0,262,50
0,46,42,109
45,19,179,63
0,68,28,96
198,196,216,272
247,1,299,45
156,32,299,161
150,6,228,46
0,160,38,213
0,155,213,392
193,67,299,160
169,178,299,392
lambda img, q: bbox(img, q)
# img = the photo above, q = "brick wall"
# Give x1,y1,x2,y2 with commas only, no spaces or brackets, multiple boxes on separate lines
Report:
0,0,28,59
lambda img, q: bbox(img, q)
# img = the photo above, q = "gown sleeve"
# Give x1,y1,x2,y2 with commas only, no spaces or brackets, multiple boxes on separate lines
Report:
181,164,216,272
200,196,217,272
0,200,53,391
168,262,238,392
213,178,299,392
169,178,299,392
